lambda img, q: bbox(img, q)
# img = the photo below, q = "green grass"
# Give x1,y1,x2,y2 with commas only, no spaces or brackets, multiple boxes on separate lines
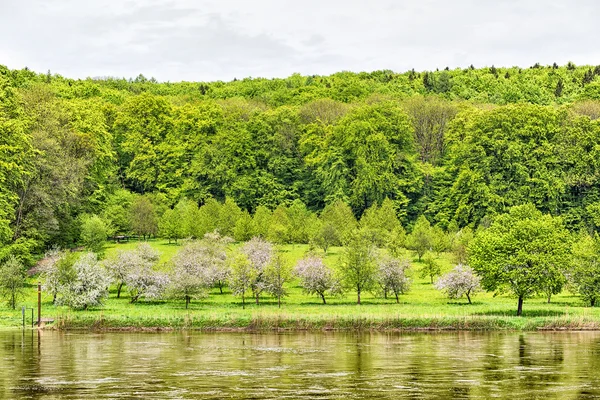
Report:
2,240,600,331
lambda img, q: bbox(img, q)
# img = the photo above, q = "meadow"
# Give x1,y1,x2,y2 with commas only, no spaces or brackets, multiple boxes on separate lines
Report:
1,239,599,331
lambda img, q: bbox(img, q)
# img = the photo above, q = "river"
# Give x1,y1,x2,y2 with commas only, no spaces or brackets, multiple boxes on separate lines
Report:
1,330,599,399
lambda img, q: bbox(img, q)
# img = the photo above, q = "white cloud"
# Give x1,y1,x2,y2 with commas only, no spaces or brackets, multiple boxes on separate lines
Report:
0,0,598,81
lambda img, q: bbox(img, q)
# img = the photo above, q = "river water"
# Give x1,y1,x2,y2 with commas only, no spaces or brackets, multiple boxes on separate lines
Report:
1,330,599,399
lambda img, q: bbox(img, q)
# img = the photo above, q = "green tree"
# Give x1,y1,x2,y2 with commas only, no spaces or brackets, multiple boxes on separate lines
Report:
420,252,442,284
174,198,200,238
320,199,357,246
130,196,158,240
571,233,600,306
159,209,183,244
450,227,474,264
268,204,292,244
233,210,255,242
406,215,433,261
286,199,313,243
340,230,378,304
0,256,25,309
252,206,272,238
360,198,403,247
228,252,256,309
469,204,571,316
102,189,135,236
303,102,416,214
113,93,172,192
218,197,242,237
80,215,108,254
263,253,293,308
197,198,221,236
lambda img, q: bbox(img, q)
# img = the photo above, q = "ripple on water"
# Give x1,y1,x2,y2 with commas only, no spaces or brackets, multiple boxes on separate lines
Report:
172,369,252,377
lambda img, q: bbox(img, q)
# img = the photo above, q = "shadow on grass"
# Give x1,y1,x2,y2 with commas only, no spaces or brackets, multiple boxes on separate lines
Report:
473,309,567,317
445,301,483,306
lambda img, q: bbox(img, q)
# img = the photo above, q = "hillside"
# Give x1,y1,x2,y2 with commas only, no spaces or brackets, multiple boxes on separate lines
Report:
1,63,600,259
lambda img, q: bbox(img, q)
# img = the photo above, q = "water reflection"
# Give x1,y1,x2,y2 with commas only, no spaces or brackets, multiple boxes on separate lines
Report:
0,330,599,399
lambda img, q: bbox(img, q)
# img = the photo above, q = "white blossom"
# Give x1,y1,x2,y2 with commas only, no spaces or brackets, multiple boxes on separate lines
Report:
241,237,274,303
377,255,411,302
435,264,481,304
124,265,170,303
55,252,111,310
295,255,341,304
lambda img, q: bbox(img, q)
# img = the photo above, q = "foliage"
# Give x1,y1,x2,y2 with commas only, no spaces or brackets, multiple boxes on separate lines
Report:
0,256,25,309
319,200,357,246
450,227,473,264
80,215,108,254
406,215,433,261
263,253,293,307
228,252,256,309
360,198,403,247
469,204,572,316
3,64,600,281
159,208,184,244
571,233,600,306
130,196,158,239
435,264,481,304
340,230,378,304
420,252,442,284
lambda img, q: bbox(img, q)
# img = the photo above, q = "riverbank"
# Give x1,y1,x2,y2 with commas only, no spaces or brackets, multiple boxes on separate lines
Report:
48,312,600,332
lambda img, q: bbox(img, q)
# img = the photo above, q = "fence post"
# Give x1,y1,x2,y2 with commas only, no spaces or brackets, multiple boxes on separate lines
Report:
37,283,41,327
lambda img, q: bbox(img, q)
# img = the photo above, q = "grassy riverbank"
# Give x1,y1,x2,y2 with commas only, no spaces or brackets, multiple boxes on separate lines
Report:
2,240,600,331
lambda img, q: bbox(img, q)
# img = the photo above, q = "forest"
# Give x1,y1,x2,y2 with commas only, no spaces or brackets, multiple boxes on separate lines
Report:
2,62,600,263
1,62,600,321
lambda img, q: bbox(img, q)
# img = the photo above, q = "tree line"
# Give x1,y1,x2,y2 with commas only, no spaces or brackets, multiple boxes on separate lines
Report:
1,63,600,268
2,199,599,316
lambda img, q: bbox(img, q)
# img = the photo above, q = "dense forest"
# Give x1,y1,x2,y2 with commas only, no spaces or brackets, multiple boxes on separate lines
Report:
2,62,600,265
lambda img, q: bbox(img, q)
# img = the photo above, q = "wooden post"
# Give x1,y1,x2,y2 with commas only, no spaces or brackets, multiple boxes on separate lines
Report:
37,283,41,327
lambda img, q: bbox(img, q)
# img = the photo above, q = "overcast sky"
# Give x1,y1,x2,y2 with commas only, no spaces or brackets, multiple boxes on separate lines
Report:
1,0,599,82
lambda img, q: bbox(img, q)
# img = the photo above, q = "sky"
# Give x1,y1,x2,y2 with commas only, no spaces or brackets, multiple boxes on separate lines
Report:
0,0,599,82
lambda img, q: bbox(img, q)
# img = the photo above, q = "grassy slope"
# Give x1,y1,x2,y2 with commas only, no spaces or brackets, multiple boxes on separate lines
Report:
2,239,599,331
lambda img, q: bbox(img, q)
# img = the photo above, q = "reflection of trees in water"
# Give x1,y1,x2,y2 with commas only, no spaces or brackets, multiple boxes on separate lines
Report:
2,331,600,398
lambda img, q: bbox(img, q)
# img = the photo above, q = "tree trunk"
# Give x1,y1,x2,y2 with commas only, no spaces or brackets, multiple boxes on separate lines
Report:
185,295,190,309
278,295,281,308
430,275,434,284
320,293,326,305
547,293,552,303
255,293,259,305
357,288,361,305
242,294,245,310
591,298,596,307
466,291,471,304
218,283,223,294
384,288,388,300
517,296,524,316
395,293,399,303
117,282,123,299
